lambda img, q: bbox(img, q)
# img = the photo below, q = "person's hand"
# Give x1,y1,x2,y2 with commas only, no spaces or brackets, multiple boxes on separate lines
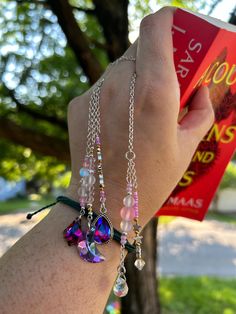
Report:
65,7,214,230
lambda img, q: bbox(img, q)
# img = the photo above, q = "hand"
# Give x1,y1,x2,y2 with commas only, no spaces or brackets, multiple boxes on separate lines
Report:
65,7,214,231
0,7,214,314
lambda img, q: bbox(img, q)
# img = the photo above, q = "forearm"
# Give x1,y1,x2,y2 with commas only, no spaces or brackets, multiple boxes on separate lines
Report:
0,201,121,314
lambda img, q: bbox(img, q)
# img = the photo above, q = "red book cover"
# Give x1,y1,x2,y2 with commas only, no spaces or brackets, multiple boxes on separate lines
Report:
157,9,236,221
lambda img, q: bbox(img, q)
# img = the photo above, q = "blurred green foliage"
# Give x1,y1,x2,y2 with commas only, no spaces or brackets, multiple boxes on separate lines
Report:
0,0,234,193
160,276,236,314
0,194,55,215
220,162,236,189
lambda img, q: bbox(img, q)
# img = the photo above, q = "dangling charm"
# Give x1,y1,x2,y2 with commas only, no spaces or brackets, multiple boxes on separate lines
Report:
78,225,105,263
91,135,114,244
113,274,129,297
114,71,145,297
63,216,85,246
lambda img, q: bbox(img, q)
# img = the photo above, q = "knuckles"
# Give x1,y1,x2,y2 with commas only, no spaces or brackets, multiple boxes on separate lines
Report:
140,6,174,33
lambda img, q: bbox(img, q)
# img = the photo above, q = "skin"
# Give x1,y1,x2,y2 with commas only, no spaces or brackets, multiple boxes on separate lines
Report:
0,7,214,314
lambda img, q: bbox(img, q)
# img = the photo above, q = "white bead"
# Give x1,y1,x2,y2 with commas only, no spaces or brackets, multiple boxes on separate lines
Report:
77,186,87,197
134,258,145,271
84,174,96,186
123,195,135,208
120,220,133,233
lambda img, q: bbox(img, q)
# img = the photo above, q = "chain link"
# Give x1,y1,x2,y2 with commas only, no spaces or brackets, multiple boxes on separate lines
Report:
117,243,126,276
126,72,138,189
86,79,104,157
86,57,137,189
111,55,136,67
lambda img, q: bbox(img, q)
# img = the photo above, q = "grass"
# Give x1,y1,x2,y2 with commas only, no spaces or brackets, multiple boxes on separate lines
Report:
159,277,236,314
105,277,236,314
0,194,55,215
206,211,236,225
158,212,236,226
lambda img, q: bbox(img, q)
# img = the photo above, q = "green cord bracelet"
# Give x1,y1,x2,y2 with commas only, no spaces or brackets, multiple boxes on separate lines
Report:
26,195,135,254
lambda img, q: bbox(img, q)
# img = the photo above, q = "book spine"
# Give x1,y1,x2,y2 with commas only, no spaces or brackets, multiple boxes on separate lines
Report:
173,9,219,108
157,9,236,221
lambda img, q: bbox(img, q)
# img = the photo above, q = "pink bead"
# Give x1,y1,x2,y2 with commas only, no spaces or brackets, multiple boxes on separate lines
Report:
120,235,127,245
83,157,89,167
120,207,135,221
133,191,139,218
120,220,133,233
96,136,101,144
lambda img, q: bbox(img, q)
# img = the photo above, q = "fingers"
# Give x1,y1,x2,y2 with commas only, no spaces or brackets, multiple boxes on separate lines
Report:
178,86,215,144
136,7,176,80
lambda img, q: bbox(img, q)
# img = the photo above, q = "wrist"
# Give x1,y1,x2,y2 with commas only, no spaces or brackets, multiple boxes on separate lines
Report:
48,194,135,254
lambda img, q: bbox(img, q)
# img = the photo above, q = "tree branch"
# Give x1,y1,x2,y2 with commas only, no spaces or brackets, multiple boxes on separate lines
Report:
4,85,67,130
0,118,69,162
16,0,48,5
92,0,130,61
47,0,103,84
16,0,95,15
208,0,223,16
71,6,95,15
229,6,236,25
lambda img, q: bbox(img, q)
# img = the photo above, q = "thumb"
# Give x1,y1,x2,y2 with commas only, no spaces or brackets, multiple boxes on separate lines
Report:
178,86,215,143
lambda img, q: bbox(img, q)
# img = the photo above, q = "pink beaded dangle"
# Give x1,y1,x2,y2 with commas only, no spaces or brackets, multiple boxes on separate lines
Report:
91,135,114,244
113,72,145,298
64,78,113,263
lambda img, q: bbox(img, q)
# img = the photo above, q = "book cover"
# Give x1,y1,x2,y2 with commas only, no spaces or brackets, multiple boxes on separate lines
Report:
157,9,236,221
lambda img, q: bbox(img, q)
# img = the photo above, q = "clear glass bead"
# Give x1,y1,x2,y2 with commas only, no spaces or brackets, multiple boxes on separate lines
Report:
134,258,145,271
84,174,96,186
120,220,132,233
123,195,135,208
77,186,87,197
120,207,135,221
113,277,128,297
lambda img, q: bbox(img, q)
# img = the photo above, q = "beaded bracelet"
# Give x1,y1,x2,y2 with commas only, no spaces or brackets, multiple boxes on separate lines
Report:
27,56,145,297
26,195,135,254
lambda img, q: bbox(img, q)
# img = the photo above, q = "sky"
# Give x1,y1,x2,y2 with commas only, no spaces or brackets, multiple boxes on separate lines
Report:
210,0,235,21
129,0,236,43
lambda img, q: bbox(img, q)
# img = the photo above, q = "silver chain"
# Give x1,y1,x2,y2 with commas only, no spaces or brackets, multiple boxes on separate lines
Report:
125,72,138,189
111,55,136,66
86,56,137,189
86,78,104,157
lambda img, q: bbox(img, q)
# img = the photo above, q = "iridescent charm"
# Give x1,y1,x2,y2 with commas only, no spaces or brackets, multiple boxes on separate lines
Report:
92,214,114,244
63,217,85,246
113,275,129,297
78,225,105,263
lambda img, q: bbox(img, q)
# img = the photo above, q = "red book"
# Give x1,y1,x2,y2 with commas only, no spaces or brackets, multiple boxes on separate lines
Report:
157,9,236,221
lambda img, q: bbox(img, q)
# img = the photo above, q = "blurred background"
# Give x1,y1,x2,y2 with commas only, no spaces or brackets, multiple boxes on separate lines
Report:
0,1,236,314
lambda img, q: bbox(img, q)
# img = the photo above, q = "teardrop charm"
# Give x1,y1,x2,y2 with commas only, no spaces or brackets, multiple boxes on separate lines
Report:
63,218,84,246
113,276,129,297
92,214,114,244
